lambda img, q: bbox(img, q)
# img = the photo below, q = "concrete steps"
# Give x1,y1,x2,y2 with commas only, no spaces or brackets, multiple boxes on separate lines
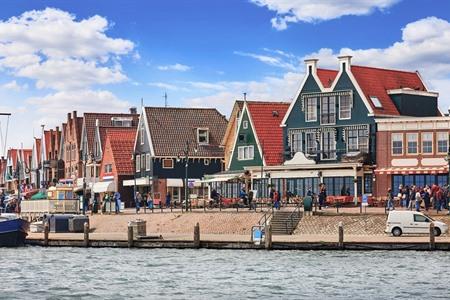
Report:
271,210,302,235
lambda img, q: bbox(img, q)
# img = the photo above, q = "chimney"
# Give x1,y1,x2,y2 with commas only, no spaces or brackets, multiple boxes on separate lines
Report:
67,112,71,121
129,107,137,114
73,110,77,119
304,58,318,75
338,55,352,72
95,119,99,127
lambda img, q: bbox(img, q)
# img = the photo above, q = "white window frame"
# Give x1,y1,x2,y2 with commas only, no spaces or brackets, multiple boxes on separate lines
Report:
237,145,254,161
305,132,317,155
305,97,317,122
140,122,145,145
197,128,209,144
422,132,433,154
104,164,112,173
321,131,336,160
136,155,141,172
162,158,174,169
320,96,336,125
141,154,145,171
406,133,418,155
204,158,210,166
339,94,351,120
437,132,448,154
346,129,358,152
243,120,248,129
391,133,403,156
290,132,302,154
146,153,151,171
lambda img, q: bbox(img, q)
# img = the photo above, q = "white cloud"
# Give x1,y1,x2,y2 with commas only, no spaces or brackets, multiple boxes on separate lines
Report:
157,63,191,72
187,81,226,91
234,51,298,71
148,82,180,91
1,80,28,91
251,0,400,29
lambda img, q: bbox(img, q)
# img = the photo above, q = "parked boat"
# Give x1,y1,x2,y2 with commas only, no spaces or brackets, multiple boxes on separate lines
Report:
0,213,30,246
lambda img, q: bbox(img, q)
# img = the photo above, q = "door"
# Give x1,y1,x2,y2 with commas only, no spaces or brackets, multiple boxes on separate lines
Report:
412,214,430,234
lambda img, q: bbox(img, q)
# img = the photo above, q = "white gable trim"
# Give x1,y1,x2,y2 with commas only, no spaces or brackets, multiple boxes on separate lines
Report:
281,73,309,127
80,119,87,155
133,108,155,157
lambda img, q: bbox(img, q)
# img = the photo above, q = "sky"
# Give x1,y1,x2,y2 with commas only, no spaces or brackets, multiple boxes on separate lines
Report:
1,0,450,153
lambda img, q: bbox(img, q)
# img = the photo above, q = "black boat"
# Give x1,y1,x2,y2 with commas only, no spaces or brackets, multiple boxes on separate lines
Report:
0,214,30,246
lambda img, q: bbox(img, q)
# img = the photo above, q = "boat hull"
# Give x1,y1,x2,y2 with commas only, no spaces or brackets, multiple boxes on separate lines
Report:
0,218,29,247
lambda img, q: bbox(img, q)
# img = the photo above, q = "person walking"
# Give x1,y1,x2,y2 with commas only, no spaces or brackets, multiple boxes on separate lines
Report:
274,189,280,210
165,192,171,208
415,189,422,212
113,191,121,214
135,191,142,214
248,190,254,210
423,188,431,211
386,188,394,211
318,183,327,210
147,193,154,209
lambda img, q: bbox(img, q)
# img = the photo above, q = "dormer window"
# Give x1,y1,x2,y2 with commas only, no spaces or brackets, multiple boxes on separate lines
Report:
140,122,145,145
111,117,133,127
197,128,209,144
370,96,382,108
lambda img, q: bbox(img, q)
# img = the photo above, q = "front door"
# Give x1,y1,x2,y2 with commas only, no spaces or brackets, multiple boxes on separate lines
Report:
412,213,430,234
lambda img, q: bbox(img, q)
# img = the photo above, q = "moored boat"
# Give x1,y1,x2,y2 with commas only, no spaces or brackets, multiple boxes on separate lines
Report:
0,213,30,247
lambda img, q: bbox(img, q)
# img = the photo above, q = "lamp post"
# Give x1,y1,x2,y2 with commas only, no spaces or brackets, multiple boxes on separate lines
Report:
178,141,197,213
82,150,87,215
133,152,137,212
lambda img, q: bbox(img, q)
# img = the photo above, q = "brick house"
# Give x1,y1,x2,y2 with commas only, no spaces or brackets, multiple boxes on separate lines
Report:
97,127,136,207
61,111,83,181
375,116,450,199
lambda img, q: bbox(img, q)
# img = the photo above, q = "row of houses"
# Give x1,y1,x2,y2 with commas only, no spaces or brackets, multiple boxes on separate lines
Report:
1,55,449,206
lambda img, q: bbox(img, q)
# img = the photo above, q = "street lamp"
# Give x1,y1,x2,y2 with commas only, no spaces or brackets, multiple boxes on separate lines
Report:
177,141,197,213
81,151,93,215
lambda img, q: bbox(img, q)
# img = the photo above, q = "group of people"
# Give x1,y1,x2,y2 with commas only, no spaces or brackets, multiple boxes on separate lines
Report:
134,192,172,213
387,184,450,213
100,191,122,214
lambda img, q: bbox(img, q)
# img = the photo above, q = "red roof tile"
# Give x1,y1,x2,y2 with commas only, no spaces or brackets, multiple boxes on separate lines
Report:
246,101,290,166
351,65,427,116
317,68,338,88
104,128,136,175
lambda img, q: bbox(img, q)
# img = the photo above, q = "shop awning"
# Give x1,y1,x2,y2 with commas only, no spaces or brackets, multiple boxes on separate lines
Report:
167,178,184,187
93,181,115,193
123,177,151,186
375,166,448,175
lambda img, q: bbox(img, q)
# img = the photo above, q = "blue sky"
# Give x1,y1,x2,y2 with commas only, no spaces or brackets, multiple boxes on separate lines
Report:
1,0,450,151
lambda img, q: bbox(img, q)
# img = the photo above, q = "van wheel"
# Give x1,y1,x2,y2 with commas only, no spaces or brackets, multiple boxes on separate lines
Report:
433,227,441,237
392,227,402,237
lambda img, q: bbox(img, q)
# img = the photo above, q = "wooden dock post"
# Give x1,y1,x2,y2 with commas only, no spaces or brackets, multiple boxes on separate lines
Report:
44,221,49,247
429,222,435,251
128,225,134,248
265,224,272,250
194,222,200,248
338,222,344,250
83,222,89,247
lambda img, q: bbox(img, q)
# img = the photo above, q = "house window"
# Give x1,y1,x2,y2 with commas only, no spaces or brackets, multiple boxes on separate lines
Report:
347,129,358,152
422,132,433,154
320,96,336,125
140,122,145,145
392,133,403,155
305,97,317,122
243,120,248,129
141,154,146,172
306,132,317,155
104,164,112,173
291,132,302,154
197,128,209,144
146,153,151,171
162,158,174,169
407,133,418,154
358,129,369,153
204,158,210,166
321,131,336,160
339,94,351,120
437,132,448,154
238,145,254,160
370,96,382,108
135,155,140,172
111,117,133,127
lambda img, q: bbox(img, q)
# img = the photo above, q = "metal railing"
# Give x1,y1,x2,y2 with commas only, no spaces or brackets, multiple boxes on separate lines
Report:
284,201,302,234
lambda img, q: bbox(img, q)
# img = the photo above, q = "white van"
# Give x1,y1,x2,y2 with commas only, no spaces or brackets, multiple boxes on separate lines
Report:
385,211,448,237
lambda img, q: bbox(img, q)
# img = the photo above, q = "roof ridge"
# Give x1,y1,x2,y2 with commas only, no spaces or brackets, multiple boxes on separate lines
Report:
246,101,291,104
352,65,418,75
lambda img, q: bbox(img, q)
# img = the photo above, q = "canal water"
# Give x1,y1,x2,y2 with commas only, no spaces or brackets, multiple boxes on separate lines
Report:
2,247,449,299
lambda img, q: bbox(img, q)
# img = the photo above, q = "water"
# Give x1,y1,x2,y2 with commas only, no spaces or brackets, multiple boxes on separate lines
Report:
1,247,449,299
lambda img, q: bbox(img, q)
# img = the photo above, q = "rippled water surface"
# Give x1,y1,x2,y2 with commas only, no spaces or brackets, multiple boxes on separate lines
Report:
1,247,449,299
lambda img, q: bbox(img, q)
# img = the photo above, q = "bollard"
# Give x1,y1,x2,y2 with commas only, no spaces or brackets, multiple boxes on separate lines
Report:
193,222,200,248
83,222,89,247
338,221,344,250
264,224,272,250
44,221,49,247
128,225,134,248
429,222,436,251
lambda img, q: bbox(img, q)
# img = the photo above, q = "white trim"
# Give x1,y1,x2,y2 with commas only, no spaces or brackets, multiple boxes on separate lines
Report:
146,153,151,170
436,131,448,154
391,132,404,156
237,145,254,161
406,132,418,155
281,71,310,126
133,108,156,157
319,95,336,125
197,127,209,145
304,96,318,122
243,120,248,129
338,93,352,120
162,158,174,169
387,88,438,98
421,132,434,155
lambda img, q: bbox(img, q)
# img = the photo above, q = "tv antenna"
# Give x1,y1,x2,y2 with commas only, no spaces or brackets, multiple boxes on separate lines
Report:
0,112,11,157
163,92,168,107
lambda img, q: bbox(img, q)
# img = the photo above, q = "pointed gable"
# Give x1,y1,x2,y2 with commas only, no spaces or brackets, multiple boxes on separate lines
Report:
246,101,290,166
104,128,136,175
